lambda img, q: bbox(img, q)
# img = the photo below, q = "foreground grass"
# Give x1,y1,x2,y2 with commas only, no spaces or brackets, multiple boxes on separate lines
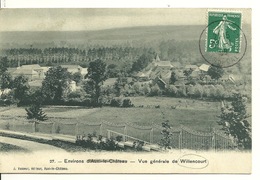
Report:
0,142,29,153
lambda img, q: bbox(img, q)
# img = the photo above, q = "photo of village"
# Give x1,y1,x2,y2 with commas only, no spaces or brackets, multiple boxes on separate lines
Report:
0,9,251,155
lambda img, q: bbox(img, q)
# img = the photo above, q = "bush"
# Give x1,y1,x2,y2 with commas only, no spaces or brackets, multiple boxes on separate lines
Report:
0,90,16,106
110,97,122,107
193,84,204,98
122,99,134,107
76,133,122,151
177,83,187,97
149,84,162,96
62,97,93,106
166,85,178,97
215,84,225,99
133,141,144,151
187,85,195,98
142,84,151,95
67,91,82,99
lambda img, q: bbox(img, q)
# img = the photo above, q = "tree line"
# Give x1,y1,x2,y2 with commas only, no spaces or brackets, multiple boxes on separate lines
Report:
1,46,155,68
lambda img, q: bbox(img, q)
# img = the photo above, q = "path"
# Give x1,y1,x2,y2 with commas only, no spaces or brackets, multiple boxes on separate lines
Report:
0,136,66,152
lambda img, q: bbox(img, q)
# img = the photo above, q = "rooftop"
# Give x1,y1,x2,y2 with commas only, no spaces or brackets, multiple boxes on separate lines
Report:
60,65,82,69
199,64,210,72
20,64,41,69
13,68,38,75
154,61,173,67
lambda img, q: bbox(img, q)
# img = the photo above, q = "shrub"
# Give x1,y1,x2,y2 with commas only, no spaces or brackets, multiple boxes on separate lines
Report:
187,85,195,98
110,97,122,107
133,82,141,94
0,90,16,106
122,99,134,107
150,84,162,96
76,133,122,151
67,91,82,99
5,123,10,130
208,85,216,98
215,84,225,99
167,85,178,97
25,104,48,121
160,120,172,150
177,83,187,97
133,141,144,151
193,84,204,98
203,86,211,98
115,135,123,142
142,84,151,95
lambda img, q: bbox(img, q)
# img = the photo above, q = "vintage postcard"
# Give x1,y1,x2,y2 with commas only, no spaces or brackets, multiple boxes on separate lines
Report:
0,8,251,173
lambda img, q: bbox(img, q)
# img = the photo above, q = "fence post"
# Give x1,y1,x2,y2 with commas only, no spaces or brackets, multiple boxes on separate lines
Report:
100,123,103,136
150,128,153,144
108,130,111,139
179,126,182,151
52,122,56,134
124,125,127,142
75,123,79,136
212,128,216,151
32,120,36,133
13,118,15,130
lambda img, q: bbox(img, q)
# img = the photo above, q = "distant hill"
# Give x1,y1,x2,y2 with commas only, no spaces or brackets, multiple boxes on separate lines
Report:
0,25,207,49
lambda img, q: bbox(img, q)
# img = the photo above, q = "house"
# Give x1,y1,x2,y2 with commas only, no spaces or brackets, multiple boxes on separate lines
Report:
20,64,41,69
81,68,88,78
221,74,238,84
135,55,174,82
33,66,50,79
60,65,82,74
171,62,182,69
103,78,118,87
152,54,174,70
10,64,49,81
134,71,150,81
199,64,210,72
12,68,38,81
7,68,17,74
154,76,167,89
60,65,88,78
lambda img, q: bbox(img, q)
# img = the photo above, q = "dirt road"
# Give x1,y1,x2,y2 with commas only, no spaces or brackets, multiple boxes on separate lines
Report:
0,136,66,152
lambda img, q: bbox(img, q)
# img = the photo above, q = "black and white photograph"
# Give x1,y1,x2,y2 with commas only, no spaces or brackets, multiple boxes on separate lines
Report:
0,8,252,173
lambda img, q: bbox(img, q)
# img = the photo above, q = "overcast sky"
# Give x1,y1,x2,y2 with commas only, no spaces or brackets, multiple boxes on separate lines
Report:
0,9,251,31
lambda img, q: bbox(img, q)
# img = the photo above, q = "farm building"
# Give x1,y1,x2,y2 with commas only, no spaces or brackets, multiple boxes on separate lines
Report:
12,68,38,81
10,64,50,81
199,64,210,72
135,55,174,82
152,54,174,70
60,65,88,78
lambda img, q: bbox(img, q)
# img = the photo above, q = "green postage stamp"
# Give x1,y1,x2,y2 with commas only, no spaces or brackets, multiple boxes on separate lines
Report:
207,11,242,53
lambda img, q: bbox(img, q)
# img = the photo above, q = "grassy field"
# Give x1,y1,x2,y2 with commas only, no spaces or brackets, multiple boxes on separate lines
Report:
0,97,222,132
1,96,250,147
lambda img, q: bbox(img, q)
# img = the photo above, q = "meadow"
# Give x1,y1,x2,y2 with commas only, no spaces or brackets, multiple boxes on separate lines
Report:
0,97,222,132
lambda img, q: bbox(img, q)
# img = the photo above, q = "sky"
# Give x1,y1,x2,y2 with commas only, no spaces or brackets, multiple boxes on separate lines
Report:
0,8,250,32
